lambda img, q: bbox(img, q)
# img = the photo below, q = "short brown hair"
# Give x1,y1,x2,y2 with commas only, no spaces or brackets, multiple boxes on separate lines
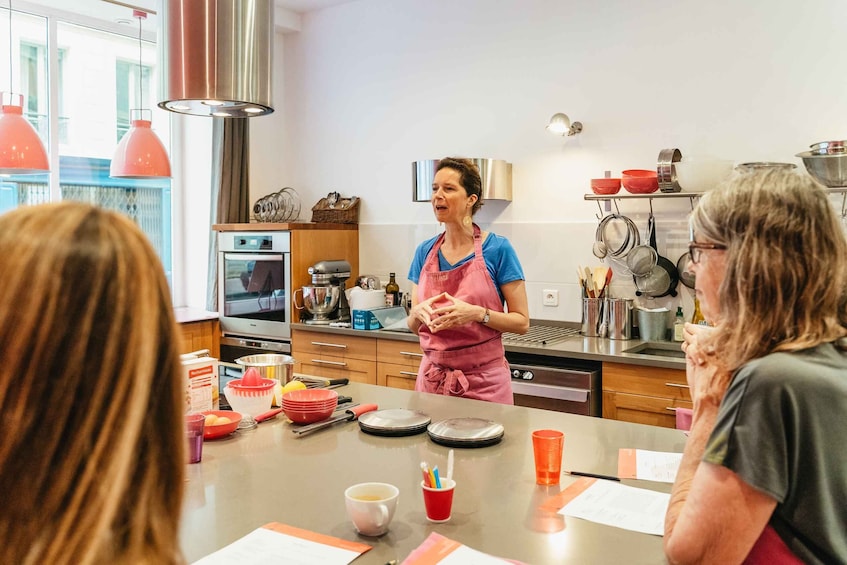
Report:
436,157,483,215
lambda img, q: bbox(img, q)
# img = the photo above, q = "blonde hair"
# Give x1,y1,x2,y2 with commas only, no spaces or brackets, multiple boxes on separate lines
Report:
691,169,847,369
0,202,185,564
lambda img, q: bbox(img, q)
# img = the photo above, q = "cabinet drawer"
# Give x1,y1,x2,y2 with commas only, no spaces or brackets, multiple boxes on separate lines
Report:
297,356,376,385
376,361,419,390
292,331,376,361
603,390,693,428
376,339,424,369
602,362,691,401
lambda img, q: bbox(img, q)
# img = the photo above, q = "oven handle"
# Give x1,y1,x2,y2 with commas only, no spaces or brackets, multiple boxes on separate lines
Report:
510,380,590,403
223,252,285,262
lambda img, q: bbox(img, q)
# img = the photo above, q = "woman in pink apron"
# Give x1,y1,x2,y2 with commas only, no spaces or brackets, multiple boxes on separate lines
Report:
663,169,847,563
407,157,529,404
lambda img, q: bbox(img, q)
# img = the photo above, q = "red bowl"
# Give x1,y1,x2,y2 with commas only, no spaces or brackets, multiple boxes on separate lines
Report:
284,404,335,424
621,169,659,194
590,178,621,195
282,388,338,403
200,410,242,439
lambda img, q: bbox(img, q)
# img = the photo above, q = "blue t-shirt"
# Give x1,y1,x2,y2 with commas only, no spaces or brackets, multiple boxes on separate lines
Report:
407,232,525,303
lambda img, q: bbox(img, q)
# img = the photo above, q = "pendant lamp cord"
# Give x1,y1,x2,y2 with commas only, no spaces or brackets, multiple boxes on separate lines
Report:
137,13,142,113
8,0,13,94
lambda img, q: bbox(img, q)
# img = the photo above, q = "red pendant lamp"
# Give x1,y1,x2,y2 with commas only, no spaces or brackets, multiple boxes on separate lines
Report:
110,10,170,178
0,1,49,175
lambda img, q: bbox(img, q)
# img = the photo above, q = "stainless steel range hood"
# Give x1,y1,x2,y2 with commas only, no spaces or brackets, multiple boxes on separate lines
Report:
412,159,513,202
158,0,274,117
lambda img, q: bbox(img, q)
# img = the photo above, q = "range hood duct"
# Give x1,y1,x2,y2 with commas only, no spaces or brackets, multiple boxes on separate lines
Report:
158,0,274,118
412,159,513,202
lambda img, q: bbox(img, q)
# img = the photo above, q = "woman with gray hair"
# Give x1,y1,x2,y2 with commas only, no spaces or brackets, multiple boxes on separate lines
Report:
664,169,847,564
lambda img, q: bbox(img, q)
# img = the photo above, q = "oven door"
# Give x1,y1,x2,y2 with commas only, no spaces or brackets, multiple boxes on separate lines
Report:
509,362,600,416
219,251,291,338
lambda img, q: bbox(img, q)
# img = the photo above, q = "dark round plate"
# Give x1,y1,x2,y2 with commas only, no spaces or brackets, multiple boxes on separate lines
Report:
426,417,504,448
358,408,431,437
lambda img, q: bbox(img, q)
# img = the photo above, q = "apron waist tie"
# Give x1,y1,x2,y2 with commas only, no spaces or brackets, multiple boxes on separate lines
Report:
424,365,470,397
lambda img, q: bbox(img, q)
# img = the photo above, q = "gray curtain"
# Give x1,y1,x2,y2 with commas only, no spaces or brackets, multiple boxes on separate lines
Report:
206,117,250,312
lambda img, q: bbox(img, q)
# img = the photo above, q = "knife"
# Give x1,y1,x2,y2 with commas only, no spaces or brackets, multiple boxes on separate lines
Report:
255,407,284,423
292,404,378,437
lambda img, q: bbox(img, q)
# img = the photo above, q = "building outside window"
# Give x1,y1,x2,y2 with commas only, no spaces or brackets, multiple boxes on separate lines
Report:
0,8,172,284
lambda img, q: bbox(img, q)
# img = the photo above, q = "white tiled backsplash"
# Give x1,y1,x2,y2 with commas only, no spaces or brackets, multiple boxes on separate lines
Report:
358,211,697,324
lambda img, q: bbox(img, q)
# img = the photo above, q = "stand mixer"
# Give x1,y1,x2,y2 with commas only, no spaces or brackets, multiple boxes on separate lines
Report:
300,260,352,324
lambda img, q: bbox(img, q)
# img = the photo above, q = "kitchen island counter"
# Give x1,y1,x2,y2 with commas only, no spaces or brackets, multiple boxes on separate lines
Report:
180,382,685,564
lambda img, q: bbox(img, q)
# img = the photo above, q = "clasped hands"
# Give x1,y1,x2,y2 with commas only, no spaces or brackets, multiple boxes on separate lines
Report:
411,292,481,333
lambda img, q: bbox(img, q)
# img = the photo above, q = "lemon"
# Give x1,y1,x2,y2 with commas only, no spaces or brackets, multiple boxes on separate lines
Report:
282,380,307,394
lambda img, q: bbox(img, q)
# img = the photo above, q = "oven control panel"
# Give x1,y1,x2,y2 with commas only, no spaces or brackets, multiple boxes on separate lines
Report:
511,368,535,381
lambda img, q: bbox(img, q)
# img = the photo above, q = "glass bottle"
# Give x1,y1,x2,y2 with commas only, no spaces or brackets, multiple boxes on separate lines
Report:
385,272,400,306
691,298,706,325
673,306,685,341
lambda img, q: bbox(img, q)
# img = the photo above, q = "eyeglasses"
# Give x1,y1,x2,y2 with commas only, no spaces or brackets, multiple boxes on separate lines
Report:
688,242,727,264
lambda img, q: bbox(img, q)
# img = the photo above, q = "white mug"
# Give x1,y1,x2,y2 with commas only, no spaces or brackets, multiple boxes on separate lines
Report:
344,482,399,537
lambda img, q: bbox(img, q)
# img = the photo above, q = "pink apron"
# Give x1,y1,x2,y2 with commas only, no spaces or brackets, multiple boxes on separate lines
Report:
743,525,804,564
415,224,513,404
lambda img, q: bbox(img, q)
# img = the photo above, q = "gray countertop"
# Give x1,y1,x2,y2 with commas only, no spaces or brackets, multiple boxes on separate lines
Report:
180,382,686,564
292,322,687,370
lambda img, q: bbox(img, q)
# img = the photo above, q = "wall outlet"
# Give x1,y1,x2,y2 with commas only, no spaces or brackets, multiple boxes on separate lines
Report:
542,289,559,307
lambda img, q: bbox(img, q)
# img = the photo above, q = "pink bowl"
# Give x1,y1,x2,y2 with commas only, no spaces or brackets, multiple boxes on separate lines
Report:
621,169,659,194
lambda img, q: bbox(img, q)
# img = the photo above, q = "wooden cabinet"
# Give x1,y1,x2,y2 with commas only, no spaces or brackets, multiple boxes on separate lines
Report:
179,319,221,358
376,339,423,390
292,330,377,384
602,361,691,428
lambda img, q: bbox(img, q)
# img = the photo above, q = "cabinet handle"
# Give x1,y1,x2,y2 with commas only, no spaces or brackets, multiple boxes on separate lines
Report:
665,407,678,412
311,341,347,349
399,371,418,377
664,382,690,389
310,359,347,367
400,351,424,358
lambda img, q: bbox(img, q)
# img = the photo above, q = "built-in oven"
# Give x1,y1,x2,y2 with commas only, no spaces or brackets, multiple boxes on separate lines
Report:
504,326,601,417
218,231,292,354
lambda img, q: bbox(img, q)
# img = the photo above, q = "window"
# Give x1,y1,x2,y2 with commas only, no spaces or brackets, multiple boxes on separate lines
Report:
1,9,173,286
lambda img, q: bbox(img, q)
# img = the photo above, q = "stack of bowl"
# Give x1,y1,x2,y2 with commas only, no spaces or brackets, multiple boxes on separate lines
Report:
621,169,659,194
282,388,339,424
797,139,847,188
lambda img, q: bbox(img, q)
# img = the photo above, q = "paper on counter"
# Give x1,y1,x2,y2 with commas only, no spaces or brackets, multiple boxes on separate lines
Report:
543,477,669,536
618,448,683,483
402,532,517,565
192,522,371,565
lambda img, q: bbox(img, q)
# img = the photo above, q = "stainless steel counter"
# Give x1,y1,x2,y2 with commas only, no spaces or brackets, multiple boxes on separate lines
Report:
180,382,686,564
292,322,687,370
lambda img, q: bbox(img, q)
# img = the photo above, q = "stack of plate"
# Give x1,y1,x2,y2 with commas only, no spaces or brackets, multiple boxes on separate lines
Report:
358,409,431,437
426,417,505,448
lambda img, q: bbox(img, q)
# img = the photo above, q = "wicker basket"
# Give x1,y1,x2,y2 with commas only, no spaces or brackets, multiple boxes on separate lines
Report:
311,195,360,224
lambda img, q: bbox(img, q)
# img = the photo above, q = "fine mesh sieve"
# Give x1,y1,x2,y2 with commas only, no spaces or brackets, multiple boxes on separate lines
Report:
627,215,658,276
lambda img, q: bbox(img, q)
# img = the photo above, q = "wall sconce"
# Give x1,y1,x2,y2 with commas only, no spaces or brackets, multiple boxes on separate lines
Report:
546,113,583,136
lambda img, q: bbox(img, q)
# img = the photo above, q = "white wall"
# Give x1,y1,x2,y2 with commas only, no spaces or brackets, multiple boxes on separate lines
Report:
242,0,847,322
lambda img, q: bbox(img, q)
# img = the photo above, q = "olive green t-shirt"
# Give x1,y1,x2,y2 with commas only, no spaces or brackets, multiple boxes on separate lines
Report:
704,342,847,564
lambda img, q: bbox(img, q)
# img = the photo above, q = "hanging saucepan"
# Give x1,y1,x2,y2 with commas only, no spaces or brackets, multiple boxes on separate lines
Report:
633,216,679,298
676,252,695,289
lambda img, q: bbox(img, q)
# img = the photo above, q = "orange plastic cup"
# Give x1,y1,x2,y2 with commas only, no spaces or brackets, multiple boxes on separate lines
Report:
532,429,564,485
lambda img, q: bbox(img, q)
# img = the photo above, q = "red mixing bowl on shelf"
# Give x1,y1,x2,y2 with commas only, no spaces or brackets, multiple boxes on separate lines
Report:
621,169,659,194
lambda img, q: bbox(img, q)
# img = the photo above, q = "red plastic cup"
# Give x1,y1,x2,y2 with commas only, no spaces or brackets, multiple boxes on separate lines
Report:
421,478,456,523
186,414,206,464
532,429,564,485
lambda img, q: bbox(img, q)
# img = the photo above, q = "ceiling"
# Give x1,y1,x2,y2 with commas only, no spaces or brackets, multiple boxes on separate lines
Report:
22,0,358,29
